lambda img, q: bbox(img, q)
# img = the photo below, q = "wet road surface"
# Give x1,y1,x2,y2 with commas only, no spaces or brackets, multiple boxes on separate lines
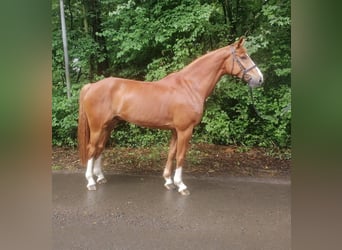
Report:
53,173,290,250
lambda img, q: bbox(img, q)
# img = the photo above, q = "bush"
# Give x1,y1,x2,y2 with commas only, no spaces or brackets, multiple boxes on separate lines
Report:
52,84,80,147
194,78,291,148
109,123,170,148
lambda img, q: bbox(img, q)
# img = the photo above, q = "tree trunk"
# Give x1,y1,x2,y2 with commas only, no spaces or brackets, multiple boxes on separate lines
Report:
59,0,71,99
84,0,110,80
224,0,236,38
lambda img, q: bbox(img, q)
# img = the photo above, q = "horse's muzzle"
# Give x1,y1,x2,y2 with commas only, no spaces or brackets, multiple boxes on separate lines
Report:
247,75,263,88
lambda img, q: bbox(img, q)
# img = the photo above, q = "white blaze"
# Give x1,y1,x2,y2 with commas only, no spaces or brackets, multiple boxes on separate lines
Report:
255,66,263,82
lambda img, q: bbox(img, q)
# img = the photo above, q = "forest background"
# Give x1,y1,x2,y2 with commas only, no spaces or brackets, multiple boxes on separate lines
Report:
52,0,291,151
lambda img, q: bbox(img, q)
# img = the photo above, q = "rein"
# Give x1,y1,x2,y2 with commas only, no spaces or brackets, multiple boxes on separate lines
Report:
229,47,272,121
248,87,273,121
229,47,281,122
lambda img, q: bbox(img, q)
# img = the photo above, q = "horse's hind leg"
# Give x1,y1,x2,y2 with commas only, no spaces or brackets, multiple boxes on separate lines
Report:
85,157,96,190
86,155,106,191
86,128,110,190
94,154,107,184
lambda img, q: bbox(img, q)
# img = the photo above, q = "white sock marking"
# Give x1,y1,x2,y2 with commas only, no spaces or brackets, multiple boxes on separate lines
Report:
85,158,96,188
164,177,173,185
174,167,187,192
94,154,105,181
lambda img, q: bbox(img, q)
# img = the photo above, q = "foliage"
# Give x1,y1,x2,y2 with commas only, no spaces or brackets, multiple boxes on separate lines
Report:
99,0,215,79
52,0,291,149
194,77,291,147
109,123,170,148
52,83,81,147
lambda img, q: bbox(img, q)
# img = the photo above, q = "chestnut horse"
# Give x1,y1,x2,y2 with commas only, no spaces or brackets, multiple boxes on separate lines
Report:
78,37,263,195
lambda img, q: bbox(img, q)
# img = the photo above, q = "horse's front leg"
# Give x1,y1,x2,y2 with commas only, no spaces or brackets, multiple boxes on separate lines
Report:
163,130,177,190
173,127,193,195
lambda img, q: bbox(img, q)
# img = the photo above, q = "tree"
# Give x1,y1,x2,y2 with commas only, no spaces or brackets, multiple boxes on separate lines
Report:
59,0,72,98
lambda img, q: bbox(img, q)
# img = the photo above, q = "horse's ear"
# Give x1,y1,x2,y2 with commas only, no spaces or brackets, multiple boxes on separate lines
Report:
236,36,245,48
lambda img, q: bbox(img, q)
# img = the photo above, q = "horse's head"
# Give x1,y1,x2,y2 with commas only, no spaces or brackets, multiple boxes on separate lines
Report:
225,37,263,88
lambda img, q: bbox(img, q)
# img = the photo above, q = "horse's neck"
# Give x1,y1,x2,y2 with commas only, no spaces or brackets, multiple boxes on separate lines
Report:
178,47,229,100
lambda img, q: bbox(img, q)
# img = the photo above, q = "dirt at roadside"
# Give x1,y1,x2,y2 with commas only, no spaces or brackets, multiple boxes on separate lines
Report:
52,144,290,178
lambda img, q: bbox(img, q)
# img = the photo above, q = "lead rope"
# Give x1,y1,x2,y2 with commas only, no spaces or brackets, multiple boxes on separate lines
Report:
248,86,274,122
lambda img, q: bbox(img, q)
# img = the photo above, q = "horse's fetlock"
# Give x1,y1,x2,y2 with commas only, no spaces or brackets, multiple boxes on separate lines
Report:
163,169,171,179
173,178,182,186
85,172,93,179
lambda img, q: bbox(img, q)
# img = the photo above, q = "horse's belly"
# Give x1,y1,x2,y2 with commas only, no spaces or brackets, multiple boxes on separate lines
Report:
118,103,173,129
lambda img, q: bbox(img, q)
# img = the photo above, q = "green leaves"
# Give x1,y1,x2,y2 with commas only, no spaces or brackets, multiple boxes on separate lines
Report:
201,104,232,145
262,5,291,27
52,88,80,147
98,0,216,79
194,79,291,148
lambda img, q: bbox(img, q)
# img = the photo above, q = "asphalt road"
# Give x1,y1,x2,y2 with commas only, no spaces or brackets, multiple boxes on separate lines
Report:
53,173,290,250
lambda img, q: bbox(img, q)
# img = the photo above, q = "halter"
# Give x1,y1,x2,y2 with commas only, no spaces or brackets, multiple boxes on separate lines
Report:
230,46,257,81
230,47,273,121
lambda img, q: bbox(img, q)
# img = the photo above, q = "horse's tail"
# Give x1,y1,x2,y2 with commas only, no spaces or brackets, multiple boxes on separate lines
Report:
77,84,91,166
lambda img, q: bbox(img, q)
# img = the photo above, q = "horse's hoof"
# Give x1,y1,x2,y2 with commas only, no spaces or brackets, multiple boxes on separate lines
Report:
97,177,107,184
179,189,190,196
164,183,176,190
87,184,97,191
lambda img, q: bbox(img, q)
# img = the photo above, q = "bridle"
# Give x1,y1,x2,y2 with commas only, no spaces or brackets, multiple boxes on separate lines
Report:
230,46,257,81
230,46,274,121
